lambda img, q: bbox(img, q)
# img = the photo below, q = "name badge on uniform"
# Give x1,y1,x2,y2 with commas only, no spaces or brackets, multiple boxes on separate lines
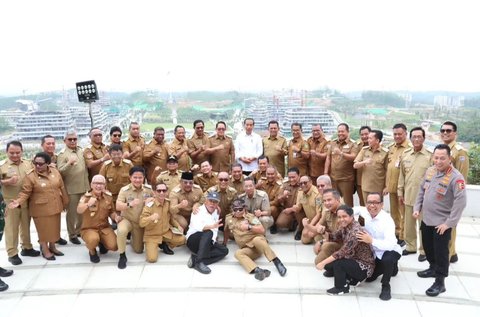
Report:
41,183,46,187
342,145,349,149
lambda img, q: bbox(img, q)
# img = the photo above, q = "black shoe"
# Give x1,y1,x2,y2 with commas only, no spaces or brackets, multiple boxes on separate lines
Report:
392,263,399,277
288,220,297,232
379,284,392,301
160,242,174,255
0,279,8,292
269,225,278,234
294,231,301,241
98,243,108,255
193,261,211,274
0,268,13,278
348,278,361,287
20,248,41,257
366,274,379,282
327,286,349,295
187,255,196,268
417,268,435,278
42,253,56,261
402,250,416,256
90,251,100,263
253,267,270,281
397,239,406,247
273,258,287,276
418,254,427,262
56,238,68,245
69,237,81,245
50,249,64,256
323,269,334,278
8,255,22,266
426,278,446,297
450,254,458,263
118,253,127,269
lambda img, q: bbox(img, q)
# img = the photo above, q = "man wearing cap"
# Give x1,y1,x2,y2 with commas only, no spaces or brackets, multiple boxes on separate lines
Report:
194,161,218,192
224,198,287,280
122,122,145,167
205,171,237,224
156,155,182,192
169,172,205,230
143,127,168,185
186,191,229,274
84,127,110,181
238,178,273,230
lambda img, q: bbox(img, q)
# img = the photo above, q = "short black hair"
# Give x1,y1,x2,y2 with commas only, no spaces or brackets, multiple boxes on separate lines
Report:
41,135,55,145
291,122,302,130
393,123,407,131
442,121,457,132
6,140,23,151
129,166,146,176
109,144,123,153
268,120,279,127
338,123,350,132
216,121,226,129
193,120,204,128
410,127,425,139
337,204,354,216
33,152,52,165
366,192,383,203
287,167,300,175
258,155,269,162
174,125,185,134
154,127,165,134
110,126,122,136
243,118,255,125
434,143,451,156
371,129,383,142
359,126,371,133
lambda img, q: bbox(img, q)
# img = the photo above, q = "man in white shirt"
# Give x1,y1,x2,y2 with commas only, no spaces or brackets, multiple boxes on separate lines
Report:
235,118,263,174
186,191,229,274
355,192,402,301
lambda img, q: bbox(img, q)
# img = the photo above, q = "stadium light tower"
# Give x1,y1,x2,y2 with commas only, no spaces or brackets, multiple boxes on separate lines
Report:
75,80,99,128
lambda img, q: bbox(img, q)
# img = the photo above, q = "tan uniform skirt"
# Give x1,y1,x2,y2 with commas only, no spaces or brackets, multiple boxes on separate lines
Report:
33,213,61,242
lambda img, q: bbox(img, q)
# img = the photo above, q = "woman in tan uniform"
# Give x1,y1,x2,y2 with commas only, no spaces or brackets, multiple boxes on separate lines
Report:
9,152,69,260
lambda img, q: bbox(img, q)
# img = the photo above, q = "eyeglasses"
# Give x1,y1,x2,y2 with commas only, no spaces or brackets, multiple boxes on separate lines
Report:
232,208,244,212
67,138,78,142
218,178,229,182
34,162,46,166
366,201,381,205
440,129,453,134
112,134,121,137
299,181,309,186
195,126,204,129
92,182,106,185
217,128,226,131
156,189,167,193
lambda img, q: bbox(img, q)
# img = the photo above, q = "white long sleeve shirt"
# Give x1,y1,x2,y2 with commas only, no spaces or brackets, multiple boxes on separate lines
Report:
186,204,220,242
235,131,263,172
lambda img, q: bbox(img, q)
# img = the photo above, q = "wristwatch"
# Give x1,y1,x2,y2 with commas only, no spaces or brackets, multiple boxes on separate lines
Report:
247,224,252,231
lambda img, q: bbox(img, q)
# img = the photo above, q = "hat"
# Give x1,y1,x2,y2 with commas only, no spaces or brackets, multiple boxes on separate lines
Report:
167,155,178,163
181,171,194,180
231,199,245,210
206,191,221,202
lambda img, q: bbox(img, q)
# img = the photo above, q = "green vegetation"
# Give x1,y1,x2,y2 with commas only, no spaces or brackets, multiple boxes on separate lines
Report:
468,144,480,184
361,91,406,108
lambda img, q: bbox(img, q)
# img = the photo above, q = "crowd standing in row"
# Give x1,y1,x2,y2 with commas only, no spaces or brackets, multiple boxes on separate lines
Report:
0,118,467,300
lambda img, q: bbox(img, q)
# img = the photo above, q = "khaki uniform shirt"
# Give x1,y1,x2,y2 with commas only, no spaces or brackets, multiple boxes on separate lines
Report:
319,208,340,238
307,136,329,179
205,185,238,217
169,185,205,217
187,133,210,167
208,134,235,172
168,138,190,172
386,140,412,193
398,147,432,206
262,135,288,177
229,175,245,195
295,185,320,220
122,135,145,167
277,181,300,209
287,137,310,176
79,191,114,231
194,172,219,192
0,158,32,206
257,180,282,208
83,143,109,179
225,212,263,248
355,140,368,186
156,170,182,193
447,141,469,181
140,199,181,242
238,190,271,215
117,184,153,223
99,159,133,198
57,146,90,194
327,138,358,182
355,146,389,193
143,139,168,183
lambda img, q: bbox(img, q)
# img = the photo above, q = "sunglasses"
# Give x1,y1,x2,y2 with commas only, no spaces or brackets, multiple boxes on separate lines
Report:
156,189,167,193
440,129,453,134
67,138,78,142
232,208,244,212
218,178,229,182
34,162,46,166
299,181,309,186
112,134,121,137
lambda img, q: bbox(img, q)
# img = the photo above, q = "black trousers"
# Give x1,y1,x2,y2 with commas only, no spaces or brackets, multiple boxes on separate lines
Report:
371,251,401,284
326,258,368,289
421,221,451,277
187,231,229,265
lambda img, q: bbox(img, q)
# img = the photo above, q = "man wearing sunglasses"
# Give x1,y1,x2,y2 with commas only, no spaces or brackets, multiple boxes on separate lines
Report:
205,171,237,224
57,129,90,245
224,199,287,281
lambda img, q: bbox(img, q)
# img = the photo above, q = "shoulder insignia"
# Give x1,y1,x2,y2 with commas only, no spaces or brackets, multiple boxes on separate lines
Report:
256,190,267,197
159,171,169,175
455,143,465,151
121,185,130,192
213,172,218,176
0,159,6,166
147,140,153,145
362,145,369,150
144,184,152,189
193,184,201,189
122,159,132,164
276,180,283,186
388,142,395,148
26,169,34,175
104,191,112,196
238,193,246,198
86,144,93,149
403,148,413,155
104,159,113,165
173,186,181,193
381,147,389,152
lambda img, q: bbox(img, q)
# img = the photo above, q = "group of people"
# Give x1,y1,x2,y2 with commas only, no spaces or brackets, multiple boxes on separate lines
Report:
0,118,468,301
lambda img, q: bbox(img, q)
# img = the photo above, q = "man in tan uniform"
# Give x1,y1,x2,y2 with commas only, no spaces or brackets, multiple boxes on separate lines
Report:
57,129,90,245
139,182,186,263
229,163,245,194
108,126,123,150
398,127,431,261
262,120,288,177
143,127,168,185
354,129,389,203
440,121,469,263
169,172,205,230
194,161,218,192
256,166,282,234
99,144,133,205
356,126,371,206
41,134,58,166
122,122,145,167
115,166,153,269
308,124,329,183
287,123,310,176
324,123,358,207
248,156,282,188
0,141,40,265
77,175,118,263
84,127,110,181
168,125,190,172
205,171,237,222
238,178,273,230
206,121,235,173
188,120,210,170
156,155,182,193
224,198,287,280
276,167,301,235
291,176,320,244
386,123,412,245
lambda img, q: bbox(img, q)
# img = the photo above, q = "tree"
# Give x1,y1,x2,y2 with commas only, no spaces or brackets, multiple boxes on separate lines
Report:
468,143,480,185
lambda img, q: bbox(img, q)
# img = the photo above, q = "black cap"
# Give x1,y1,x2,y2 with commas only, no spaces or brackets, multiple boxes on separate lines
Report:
167,155,178,163
181,171,194,180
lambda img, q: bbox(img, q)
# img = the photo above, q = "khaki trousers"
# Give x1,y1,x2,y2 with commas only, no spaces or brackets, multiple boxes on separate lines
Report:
234,236,277,272
117,219,144,253
4,205,33,257
314,241,342,265
389,193,405,239
404,205,424,254
449,227,457,258
81,228,118,253
67,193,84,239
145,234,186,263
333,180,354,207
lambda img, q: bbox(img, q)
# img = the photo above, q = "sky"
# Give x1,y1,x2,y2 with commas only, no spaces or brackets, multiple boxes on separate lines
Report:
1,0,479,96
